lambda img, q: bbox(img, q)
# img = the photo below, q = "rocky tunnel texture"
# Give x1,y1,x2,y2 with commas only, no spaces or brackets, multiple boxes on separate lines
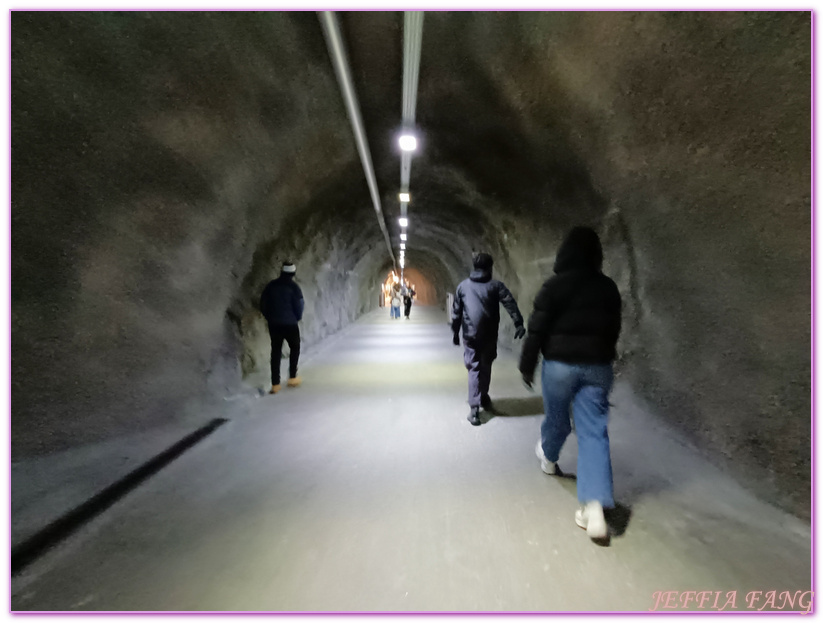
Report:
12,12,810,517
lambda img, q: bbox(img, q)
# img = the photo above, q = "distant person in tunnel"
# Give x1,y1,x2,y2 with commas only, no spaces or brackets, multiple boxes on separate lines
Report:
260,261,305,394
403,288,413,319
519,227,622,542
452,252,526,426
390,284,402,320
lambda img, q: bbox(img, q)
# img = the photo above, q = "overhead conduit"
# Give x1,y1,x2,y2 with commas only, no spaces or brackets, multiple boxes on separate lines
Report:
318,11,397,270
400,10,424,205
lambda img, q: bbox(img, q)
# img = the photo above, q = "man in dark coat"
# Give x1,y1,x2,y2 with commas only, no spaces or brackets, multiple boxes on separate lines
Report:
452,252,526,425
519,227,622,542
403,290,413,319
260,261,305,394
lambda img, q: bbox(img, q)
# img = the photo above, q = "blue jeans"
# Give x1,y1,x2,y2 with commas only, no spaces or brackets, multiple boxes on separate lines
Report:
539,360,614,507
391,305,401,319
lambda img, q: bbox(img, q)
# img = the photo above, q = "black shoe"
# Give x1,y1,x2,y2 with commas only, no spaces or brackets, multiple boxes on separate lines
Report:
467,406,482,426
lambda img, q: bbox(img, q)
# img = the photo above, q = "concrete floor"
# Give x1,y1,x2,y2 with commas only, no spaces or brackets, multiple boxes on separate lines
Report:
11,306,812,612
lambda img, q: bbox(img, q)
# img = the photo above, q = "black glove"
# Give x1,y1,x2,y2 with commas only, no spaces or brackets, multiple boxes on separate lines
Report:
452,332,460,346
514,325,526,340
522,374,534,391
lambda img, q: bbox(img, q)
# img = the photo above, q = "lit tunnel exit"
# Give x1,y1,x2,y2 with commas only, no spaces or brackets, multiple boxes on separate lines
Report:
381,267,436,307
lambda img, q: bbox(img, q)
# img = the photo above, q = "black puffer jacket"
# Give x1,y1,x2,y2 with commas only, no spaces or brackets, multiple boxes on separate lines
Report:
451,268,524,343
260,273,304,326
519,227,622,380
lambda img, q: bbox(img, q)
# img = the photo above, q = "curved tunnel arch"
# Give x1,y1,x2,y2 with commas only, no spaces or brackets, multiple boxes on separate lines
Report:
10,10,811,525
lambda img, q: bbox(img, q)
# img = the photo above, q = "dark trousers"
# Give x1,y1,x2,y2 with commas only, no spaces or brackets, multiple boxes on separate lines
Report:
463,338,496,407
404,302,412,317
269,323,300,385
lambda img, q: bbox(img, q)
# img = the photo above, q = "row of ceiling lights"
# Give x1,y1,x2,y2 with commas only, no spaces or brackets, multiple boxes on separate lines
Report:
397,132,417,273
397,136,417,272
318,11,422,278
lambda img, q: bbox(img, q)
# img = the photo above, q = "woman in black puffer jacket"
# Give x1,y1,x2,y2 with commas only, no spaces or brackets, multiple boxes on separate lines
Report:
519,226,622,543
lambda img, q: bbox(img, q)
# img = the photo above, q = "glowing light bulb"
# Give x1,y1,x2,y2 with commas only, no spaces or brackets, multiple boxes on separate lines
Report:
398,134,417,152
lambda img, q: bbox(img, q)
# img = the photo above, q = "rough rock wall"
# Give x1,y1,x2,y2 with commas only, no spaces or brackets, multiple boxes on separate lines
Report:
11,12,382,457
409,11,811,516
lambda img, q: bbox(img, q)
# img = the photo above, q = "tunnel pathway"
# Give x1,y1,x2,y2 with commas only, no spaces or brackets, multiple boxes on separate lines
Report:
12,306,811,611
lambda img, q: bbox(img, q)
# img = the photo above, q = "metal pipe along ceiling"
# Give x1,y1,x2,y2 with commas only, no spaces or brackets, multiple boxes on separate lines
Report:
318,11,397,269
402,11,424,123
400,11,424,206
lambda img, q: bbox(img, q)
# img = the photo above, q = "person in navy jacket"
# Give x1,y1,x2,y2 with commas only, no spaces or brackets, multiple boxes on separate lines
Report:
451,252,525,425
260,261,305,394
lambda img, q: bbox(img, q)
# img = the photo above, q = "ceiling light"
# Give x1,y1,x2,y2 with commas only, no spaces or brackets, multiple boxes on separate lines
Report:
399,193,410,203
400,233,407,241
399,217,408,227
400,243,406,250
398,134,417,152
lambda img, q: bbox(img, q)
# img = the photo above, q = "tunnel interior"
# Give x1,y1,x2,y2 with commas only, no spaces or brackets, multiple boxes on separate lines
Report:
11,9,811,525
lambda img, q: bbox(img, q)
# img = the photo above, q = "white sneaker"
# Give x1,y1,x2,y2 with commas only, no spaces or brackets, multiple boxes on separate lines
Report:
535,441,559,475
575,501,608,540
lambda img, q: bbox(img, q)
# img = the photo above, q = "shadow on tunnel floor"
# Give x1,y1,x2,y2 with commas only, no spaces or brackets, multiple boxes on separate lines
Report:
484,396,544,417
606,503,633,538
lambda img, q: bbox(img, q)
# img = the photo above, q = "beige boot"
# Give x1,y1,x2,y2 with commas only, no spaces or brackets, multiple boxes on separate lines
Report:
287,377,302,388
269,384,282,394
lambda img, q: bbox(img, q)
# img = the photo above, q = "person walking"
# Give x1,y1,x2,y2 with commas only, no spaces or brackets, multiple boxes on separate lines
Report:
390,285,402,320
260,261,305,394
451,252,526,425
403,290,413,320
519,227,622,542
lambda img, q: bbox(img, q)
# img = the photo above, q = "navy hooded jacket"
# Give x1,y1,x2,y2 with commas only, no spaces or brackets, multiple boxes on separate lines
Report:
260,273,304,326
519,227,622,380
451,267,524,344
